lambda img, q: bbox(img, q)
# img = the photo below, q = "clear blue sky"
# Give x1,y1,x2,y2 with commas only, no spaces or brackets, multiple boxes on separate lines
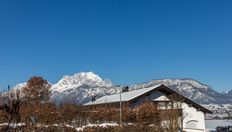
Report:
0,0,232,92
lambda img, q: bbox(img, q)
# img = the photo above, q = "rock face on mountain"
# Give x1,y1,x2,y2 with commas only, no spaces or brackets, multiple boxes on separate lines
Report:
227,90,232,96
49,72,120,104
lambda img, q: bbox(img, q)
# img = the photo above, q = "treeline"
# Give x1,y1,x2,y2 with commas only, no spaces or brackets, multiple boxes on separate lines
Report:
85,100,182,132
0,76,86,131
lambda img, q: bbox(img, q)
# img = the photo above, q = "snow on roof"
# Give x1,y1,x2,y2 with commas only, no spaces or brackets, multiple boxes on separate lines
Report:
84,84,161,106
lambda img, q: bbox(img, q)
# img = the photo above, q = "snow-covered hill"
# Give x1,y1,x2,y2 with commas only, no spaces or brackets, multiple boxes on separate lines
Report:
203,104,232,119
1,83,26,98
129,78,232,119
130,78,232,104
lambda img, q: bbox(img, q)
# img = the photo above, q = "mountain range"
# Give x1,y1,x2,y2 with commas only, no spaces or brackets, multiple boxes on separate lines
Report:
8,71,232,119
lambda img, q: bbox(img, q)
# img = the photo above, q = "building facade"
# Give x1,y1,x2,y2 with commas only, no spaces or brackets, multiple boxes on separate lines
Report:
85,84,212,132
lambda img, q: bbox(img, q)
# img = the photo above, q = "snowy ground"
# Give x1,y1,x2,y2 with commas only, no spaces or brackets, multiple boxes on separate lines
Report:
205,120,232,131
0,123,25,128
74,123,118,131
1,120,231,131
0,122,118,131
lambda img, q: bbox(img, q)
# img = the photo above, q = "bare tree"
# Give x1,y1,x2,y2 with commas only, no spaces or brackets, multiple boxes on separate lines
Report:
19,76,50,130
23,76,51,102
0,90,25,131
135,101,160,126
160,93,185,132
226,110,232,119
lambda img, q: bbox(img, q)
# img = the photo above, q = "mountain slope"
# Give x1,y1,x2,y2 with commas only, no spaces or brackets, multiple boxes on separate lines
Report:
129,78,232,119
1,83,26,98
130,78,232,104
50,72,120,104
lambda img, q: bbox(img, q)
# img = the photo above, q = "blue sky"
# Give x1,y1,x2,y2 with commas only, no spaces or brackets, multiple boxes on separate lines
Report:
0,0,232,92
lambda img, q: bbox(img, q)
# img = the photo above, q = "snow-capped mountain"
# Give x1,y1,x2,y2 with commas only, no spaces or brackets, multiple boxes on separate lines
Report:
129,78,232,119
1,83,26,98
49,72,232,119
222,91,229,95
130,78,232,104
9,83,26,97
50,72,120,104
227,90,232,96
5,72,232,119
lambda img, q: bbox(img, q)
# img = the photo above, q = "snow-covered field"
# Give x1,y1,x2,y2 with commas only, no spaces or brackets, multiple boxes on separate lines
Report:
205,120,232,131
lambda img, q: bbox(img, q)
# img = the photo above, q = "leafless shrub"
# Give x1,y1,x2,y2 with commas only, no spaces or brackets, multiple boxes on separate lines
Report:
136,101,160,125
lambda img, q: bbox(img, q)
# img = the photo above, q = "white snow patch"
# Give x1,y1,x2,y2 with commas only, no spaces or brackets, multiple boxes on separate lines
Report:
75,123,118,131
205,120,232,131
0,123,25,128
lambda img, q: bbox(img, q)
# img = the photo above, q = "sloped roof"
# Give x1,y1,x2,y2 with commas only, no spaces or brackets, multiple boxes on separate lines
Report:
84,84,162,105
84,84,212,114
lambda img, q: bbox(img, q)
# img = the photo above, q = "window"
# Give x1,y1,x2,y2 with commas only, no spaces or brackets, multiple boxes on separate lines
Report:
158,102,166,109
157,101,172,109
186,120,198,129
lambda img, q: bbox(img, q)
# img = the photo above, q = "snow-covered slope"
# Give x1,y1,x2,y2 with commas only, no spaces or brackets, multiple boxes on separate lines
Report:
227,90,232,96
50,72,120,104
203,104,232,119
130,78,232,104
129,78,232,119
10,83,26,97
1,83,26,98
